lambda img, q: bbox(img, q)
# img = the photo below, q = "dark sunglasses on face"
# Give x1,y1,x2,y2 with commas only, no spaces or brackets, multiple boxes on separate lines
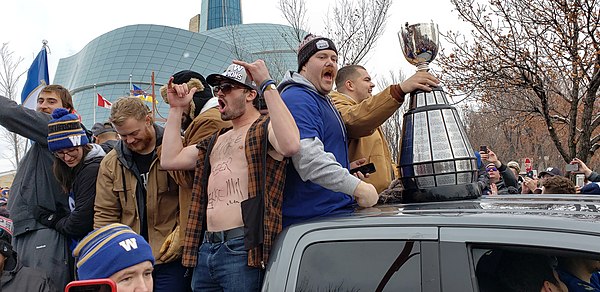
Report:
486,167,498,172
213,82,242,96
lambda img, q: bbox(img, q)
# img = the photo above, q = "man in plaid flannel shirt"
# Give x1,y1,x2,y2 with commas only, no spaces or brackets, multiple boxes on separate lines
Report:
161,59,299,291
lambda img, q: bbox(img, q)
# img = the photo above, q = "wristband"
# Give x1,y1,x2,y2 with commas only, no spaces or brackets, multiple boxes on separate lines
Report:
260,79,276,95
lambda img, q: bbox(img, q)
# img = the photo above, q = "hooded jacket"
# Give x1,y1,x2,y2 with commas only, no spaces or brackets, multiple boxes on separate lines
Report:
53,144,105,239
94,124,179,264
0,95,72,289
1,249,55,292
329,88,401,193
0,96,69,237
278,72,360,227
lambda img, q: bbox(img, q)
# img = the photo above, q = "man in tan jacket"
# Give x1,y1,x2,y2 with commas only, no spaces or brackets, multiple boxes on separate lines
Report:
330,65,438,193
94,97,187,292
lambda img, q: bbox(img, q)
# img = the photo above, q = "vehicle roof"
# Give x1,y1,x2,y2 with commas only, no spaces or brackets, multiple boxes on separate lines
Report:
285,195,600,236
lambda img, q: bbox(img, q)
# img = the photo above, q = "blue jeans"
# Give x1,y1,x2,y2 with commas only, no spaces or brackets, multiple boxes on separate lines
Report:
191,237,263,292
153,260,192,292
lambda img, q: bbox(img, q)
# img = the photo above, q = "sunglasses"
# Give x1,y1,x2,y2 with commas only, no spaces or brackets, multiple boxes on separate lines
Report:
486,167,498,172
212,82,244,96
54,147,79,159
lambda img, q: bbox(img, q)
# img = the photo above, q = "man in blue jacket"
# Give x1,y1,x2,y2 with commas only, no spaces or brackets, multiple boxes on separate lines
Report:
0,85,75,289
278,34,379,227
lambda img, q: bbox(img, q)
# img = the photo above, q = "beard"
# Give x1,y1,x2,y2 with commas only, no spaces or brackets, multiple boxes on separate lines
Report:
125,126,154,153
220,91,247,121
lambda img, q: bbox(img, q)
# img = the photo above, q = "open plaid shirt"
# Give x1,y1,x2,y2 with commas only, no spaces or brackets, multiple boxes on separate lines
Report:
182,115,288,268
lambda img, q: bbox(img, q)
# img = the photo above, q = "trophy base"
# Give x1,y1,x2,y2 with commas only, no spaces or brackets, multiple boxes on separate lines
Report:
401,182,481,203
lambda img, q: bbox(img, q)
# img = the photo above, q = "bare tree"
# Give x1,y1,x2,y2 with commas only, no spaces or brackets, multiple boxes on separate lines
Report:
222,24,295,82
324,0,392,66
436,0,600,164
0,43,27,169
224,25,252,61
278,0,309,44
376,70,408,164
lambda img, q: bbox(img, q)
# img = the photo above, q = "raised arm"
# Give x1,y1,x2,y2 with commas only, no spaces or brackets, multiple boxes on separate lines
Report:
0,95,52,144
160,77,201,170
233,59,299,157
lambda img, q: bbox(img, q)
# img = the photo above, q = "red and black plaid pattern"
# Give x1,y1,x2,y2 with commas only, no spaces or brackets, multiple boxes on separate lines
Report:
181,115,288,268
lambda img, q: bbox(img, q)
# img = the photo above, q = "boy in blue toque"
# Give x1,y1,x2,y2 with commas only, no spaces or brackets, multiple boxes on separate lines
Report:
73,223,155,292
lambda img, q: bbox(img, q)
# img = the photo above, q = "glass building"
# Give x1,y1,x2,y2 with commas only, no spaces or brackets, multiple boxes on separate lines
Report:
201,0,243,31
53,23,300,128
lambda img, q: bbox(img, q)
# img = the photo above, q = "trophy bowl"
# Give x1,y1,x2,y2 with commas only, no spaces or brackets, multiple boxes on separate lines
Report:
398,23,439,71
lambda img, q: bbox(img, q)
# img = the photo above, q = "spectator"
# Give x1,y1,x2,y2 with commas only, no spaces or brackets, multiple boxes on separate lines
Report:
507,161,524,190
541,176,576,194
557,256,600,291
0,212,56,291
330,64,438,193
159,70,232,246
278,34,378,227
477,250,567,292
580,182,600,195
32,108,105,252
1,85,75,289
539,167,564,180
161,60,299,291
91,121,119,153
94,97,184,292
73,223,154,292
480,148,518,195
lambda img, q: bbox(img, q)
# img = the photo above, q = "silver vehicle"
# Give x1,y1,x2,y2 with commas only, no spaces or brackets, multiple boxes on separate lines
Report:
263,195,600,291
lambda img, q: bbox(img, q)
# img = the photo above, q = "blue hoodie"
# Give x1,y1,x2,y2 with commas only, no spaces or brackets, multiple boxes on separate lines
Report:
278,72,359,227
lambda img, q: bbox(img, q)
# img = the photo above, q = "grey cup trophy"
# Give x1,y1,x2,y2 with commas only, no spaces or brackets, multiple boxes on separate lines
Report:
397,22,480,203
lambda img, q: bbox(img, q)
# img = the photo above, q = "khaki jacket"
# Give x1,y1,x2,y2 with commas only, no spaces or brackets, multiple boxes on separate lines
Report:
94,126,179,264
330,87,401,193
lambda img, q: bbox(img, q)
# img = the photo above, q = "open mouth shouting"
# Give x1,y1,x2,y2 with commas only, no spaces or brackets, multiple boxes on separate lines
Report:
322,67,335,83
218,98,227,113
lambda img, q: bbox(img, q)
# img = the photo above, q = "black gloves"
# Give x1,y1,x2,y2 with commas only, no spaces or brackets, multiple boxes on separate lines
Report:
33,206,67,229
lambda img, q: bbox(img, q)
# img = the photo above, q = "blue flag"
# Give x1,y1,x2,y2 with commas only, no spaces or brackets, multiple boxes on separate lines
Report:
131,84,156,103
21,46,50,110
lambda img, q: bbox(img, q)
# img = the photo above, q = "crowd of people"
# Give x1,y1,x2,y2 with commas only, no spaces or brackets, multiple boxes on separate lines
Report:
477,146,600,197
0,33,598,292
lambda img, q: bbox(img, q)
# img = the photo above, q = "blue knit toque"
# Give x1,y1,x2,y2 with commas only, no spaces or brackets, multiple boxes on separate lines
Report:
73,223,155,280
47,108,89,152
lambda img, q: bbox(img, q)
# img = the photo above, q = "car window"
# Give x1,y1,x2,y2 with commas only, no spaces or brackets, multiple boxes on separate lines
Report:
473,247,600,292
296,240,421,292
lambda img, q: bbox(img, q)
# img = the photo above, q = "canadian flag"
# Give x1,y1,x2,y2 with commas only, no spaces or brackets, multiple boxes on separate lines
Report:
97,93,112,109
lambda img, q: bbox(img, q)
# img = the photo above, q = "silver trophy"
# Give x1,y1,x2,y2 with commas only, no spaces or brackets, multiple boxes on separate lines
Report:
396,22,480,203
398,23,439,71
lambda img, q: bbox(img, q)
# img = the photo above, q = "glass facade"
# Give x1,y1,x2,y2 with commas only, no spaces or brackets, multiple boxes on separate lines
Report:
206,0,242,30
53,24,241,127
202,23,301,81
53,23,300,129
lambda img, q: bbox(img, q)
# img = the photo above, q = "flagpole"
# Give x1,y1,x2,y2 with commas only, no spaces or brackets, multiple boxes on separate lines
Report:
93,84,97,124
129,74,133,95
151,71,156,121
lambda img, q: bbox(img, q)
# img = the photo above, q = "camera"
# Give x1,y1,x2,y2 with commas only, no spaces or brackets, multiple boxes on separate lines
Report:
526,171,534,179
479,145,488,153
565,164,579,172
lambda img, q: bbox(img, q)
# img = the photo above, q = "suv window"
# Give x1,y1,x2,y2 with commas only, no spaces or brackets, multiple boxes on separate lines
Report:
474,247,600,292
296,240,421,291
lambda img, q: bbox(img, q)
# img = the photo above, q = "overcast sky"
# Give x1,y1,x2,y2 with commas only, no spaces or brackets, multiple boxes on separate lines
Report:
0,0,470,172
